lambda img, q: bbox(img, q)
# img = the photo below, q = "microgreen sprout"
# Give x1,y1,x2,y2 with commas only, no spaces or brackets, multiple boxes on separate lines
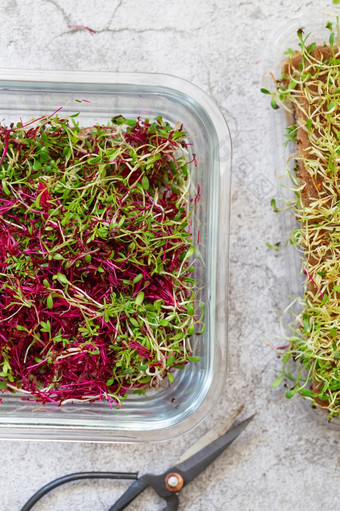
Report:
269,19,340,419
0,114,203,407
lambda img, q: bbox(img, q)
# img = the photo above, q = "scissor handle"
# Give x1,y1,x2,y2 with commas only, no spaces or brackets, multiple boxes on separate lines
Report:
161,494,179,511
108,476,150,511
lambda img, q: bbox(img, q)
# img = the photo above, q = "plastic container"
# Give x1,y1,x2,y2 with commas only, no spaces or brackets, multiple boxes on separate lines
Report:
264,14,340,426
0,70,231,442
263,13,340,303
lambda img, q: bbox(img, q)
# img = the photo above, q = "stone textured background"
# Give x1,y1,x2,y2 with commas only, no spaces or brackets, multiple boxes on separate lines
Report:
1,1,339,510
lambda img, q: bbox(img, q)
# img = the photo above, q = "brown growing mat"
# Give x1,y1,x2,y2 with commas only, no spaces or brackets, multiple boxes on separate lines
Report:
267,28,340,419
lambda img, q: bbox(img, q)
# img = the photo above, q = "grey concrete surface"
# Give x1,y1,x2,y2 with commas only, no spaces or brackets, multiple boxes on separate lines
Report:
1,1,339,510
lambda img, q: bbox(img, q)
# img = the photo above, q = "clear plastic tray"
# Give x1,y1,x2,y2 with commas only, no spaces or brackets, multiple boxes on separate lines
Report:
263,14,340,426
0,70,231,442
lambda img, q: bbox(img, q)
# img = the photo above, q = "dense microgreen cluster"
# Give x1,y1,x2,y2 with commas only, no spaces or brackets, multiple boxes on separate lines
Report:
0,113,203,407
267,20,340,419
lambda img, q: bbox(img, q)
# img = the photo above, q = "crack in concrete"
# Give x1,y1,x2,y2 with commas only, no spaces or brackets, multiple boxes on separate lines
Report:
203,61,214,97
45,0,215,40
106,0,123,29
55,25,187,39
43,0,71,25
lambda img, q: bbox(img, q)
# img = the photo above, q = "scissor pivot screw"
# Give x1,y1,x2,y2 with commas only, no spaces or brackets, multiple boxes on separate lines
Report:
165,472,184,492
168,476,178,487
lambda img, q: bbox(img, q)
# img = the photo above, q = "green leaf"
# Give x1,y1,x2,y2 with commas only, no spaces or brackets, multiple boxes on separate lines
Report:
266,242,281,251
328,101,336,112
270,198,279,213
166,355,176,367
299,388,316,398
159,319,169,326
2,180,10,195
139,376,151,383
282,352,291,364
138,365,148,371
272,373,283,389
135,291,144,306
16,325,29,332
286,389,296,399
84,254,92,263
197,323,206,335
88,155,101,164
186,303,195,316
167,372,174,384
142,175,149,190
173,332,184,340
284,48,295,57
43,279,50,288
130,317,139,327
288,79,298,90
133,273,143,284
56,273,68,284
260,88,271,95
125,119,137,127
187,324,195,335
40,320,51,333
113,116,126,125
118,215,125,227
330,32,335,46
321,293,329,305
271,97,279,110
104,308,110,323
106,378,114,386
187,355,200,362
47,295,54,309
330,328,337,338
307,42,316,53
184,246,195,260
33,160,42,170
333,285,340,292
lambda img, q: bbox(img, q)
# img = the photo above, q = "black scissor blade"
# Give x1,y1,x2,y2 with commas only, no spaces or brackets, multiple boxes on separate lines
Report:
174,414,254,485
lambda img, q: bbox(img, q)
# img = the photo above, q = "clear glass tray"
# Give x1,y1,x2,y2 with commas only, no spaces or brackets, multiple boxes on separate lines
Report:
0,70,231,442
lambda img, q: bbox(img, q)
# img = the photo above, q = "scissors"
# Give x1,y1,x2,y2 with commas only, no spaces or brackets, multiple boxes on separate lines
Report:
21,409,254,511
